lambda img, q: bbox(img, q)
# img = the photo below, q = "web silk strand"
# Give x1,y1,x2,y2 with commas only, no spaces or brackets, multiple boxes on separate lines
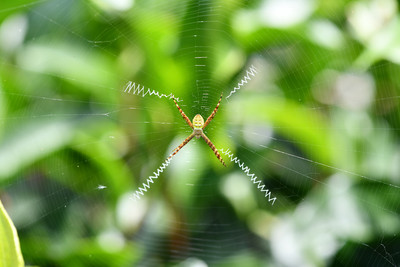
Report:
123,81,181,101
132,157,172,200
220,148,276,205
226,65,258,100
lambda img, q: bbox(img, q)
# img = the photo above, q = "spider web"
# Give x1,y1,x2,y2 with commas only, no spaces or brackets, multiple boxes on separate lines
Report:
1,0,400,266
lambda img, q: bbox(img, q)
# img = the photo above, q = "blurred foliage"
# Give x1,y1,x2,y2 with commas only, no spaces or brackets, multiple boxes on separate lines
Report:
0,0,400,266
0,200,24,267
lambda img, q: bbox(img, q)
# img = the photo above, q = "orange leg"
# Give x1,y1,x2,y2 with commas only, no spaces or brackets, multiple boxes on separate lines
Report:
168,133,195,160
201,133,226,167
203,92,222,129
173,97,193,129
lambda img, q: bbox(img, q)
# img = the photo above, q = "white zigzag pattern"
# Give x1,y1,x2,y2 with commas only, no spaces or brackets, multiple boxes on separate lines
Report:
226,65,258,99
123,81,181,101
220,148,276,205
132,157,172,200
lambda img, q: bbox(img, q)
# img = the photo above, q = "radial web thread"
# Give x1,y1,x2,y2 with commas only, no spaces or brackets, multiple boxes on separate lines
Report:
123,81,181,101
220,148,276,205
226,65,258,100
132,157,172,200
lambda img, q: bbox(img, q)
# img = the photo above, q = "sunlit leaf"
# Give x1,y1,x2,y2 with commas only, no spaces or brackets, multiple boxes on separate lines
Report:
0,201,24,267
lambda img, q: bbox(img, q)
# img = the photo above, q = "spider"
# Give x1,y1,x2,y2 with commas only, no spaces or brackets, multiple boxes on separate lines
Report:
167,93,226,166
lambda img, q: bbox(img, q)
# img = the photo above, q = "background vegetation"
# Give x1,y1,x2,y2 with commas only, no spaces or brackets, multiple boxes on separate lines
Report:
0,0,400,266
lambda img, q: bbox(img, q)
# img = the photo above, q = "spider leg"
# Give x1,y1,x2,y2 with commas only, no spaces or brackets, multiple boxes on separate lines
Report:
201,133,226,167
168,133,195,160
203,92,222,129
173,96,193,129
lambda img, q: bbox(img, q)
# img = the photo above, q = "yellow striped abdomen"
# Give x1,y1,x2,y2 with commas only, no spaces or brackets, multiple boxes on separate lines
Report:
193,114,204,138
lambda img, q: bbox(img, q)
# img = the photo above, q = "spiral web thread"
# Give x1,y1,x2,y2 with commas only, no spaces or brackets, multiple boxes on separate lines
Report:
131,157,172,200
220,148,276,205
123,81,181,101
225,65,258,100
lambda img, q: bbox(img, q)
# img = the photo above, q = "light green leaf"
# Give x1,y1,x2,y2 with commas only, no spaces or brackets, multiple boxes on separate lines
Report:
0,200,24,267
0,120,75,180
228,94,336,165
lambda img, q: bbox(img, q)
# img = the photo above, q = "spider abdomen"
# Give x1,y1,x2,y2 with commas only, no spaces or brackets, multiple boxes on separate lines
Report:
193,114,204,129
193,114,204,138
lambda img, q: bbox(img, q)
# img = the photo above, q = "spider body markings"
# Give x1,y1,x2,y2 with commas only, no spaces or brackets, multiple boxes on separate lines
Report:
168,93,226,166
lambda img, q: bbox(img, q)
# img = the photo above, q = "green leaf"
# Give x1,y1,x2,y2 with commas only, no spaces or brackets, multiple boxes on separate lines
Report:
228,94,336,165
0,120,75,181
0,200,24,267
